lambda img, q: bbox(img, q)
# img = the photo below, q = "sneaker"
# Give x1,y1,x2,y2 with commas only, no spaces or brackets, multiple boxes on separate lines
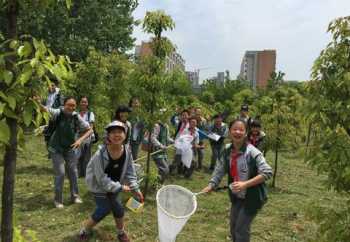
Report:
78,228,91,241
73,197,83,204
54,201,64,209
117,232,130,242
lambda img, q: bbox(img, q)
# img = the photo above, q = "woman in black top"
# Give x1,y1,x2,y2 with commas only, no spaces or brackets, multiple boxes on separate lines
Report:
80,121,143,242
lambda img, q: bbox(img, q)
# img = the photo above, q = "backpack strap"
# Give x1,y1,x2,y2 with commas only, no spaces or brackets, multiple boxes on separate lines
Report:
99,145,106,168
87,111,91,123
72,113,80,133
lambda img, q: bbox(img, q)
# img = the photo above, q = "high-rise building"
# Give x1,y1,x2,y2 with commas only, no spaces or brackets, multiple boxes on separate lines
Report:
186,71,199,87
186,71,201,92
240,50,276,89
208,71,228,86
217,72,225,85
135,41,185,72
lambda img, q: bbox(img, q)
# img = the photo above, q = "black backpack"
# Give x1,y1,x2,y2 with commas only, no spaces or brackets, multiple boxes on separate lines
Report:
87,111,99,144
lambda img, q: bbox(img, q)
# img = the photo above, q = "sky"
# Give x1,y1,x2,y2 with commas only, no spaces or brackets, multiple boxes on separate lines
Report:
132,0,350,81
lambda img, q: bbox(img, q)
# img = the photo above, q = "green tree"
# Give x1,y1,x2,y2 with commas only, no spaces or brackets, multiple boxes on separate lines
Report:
0,1,72,241
260,71,296,187
306,16,350,241
69,48,134,131
1,0,138,60
135,10,175,198
164,68,193,99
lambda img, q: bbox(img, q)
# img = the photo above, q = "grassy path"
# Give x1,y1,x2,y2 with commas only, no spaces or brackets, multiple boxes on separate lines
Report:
0,135,343,241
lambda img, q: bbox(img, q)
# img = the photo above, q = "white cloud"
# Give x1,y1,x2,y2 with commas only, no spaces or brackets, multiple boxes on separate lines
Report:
133,0,350,81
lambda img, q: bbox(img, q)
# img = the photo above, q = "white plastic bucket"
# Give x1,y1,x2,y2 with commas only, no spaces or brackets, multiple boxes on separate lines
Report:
156,185,197,242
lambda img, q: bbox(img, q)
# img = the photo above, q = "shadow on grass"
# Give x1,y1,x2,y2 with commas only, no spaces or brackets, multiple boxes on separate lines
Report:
268,186,307,196
62,227,116,242
16,193,54,212
16,165,52,175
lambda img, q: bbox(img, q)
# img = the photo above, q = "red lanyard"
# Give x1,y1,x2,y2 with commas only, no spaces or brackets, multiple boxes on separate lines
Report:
250,135,257,146
179,122,187,134
230,150,241,182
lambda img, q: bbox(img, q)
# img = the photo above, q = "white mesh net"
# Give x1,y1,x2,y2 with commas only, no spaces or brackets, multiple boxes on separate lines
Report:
156,185,197,242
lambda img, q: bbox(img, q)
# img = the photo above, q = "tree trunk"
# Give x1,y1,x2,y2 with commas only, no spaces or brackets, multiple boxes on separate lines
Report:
306,122,312,148
142,135,152,199
6,0,18,39
272,141,278,188
1,118,18,242
143,92,156,199
272,115,280,188
2,1,18,241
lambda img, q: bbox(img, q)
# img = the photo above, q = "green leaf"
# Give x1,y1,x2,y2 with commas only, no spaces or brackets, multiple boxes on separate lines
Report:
0,91,8,102
36,64,45,78
23,103,33,127
9,40,19,50
17,42,33,58
7,96,16,110
30,58,38,67
3,106,17,119
0,119,10,144
18,67,33,85
42,111,50,124
17,126,24,145
0,55,5,67
35,111,43,127
66,0,72,9
0,102,5,115
2,70,14,85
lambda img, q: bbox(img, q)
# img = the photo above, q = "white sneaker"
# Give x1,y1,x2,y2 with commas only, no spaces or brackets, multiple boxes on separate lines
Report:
54,201,64,209
73,197,83,204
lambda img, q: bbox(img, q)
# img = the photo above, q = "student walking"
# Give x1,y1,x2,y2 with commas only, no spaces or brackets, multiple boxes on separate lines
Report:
183,116,200,178
79,121,143,242
248,120,266,153
77,96,96,177
37,96,92,208
208,114,228,170
170,109,190,174
237,104,252,130
113,105,132,145
150,121,174,183
194,107,207,170
129,97,144,159
44,79,63,108
202,119,272,242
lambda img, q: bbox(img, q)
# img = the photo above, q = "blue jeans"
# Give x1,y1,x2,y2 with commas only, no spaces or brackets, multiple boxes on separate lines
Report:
50,150,79,203
131,141,140,160
77,141,92,177
91,193,124,223
210,145,224,169
230,199,257,242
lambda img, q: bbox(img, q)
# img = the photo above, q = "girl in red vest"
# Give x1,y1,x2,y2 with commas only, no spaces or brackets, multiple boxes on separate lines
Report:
202,119,272,242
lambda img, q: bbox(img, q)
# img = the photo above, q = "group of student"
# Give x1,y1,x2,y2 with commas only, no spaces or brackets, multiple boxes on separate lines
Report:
35,79,271,242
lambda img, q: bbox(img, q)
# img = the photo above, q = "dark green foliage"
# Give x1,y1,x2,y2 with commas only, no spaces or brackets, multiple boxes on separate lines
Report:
0,0,138,60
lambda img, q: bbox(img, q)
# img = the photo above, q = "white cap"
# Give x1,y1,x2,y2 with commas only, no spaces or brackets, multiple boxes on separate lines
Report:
105,120,127,133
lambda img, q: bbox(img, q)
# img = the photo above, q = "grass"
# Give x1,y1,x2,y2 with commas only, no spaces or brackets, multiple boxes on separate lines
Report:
0,135,346,241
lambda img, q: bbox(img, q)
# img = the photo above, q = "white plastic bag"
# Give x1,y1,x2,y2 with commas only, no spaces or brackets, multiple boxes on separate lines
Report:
174,134,194,168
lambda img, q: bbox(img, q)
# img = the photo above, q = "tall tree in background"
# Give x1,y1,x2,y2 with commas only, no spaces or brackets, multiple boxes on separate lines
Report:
0,0,139,61
135,10,175,198
260,71,295,187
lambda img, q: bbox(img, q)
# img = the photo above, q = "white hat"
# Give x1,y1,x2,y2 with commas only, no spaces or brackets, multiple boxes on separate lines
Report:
105,121,127,133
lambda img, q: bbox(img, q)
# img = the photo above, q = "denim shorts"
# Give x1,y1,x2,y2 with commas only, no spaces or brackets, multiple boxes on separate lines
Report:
91,193,124,222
